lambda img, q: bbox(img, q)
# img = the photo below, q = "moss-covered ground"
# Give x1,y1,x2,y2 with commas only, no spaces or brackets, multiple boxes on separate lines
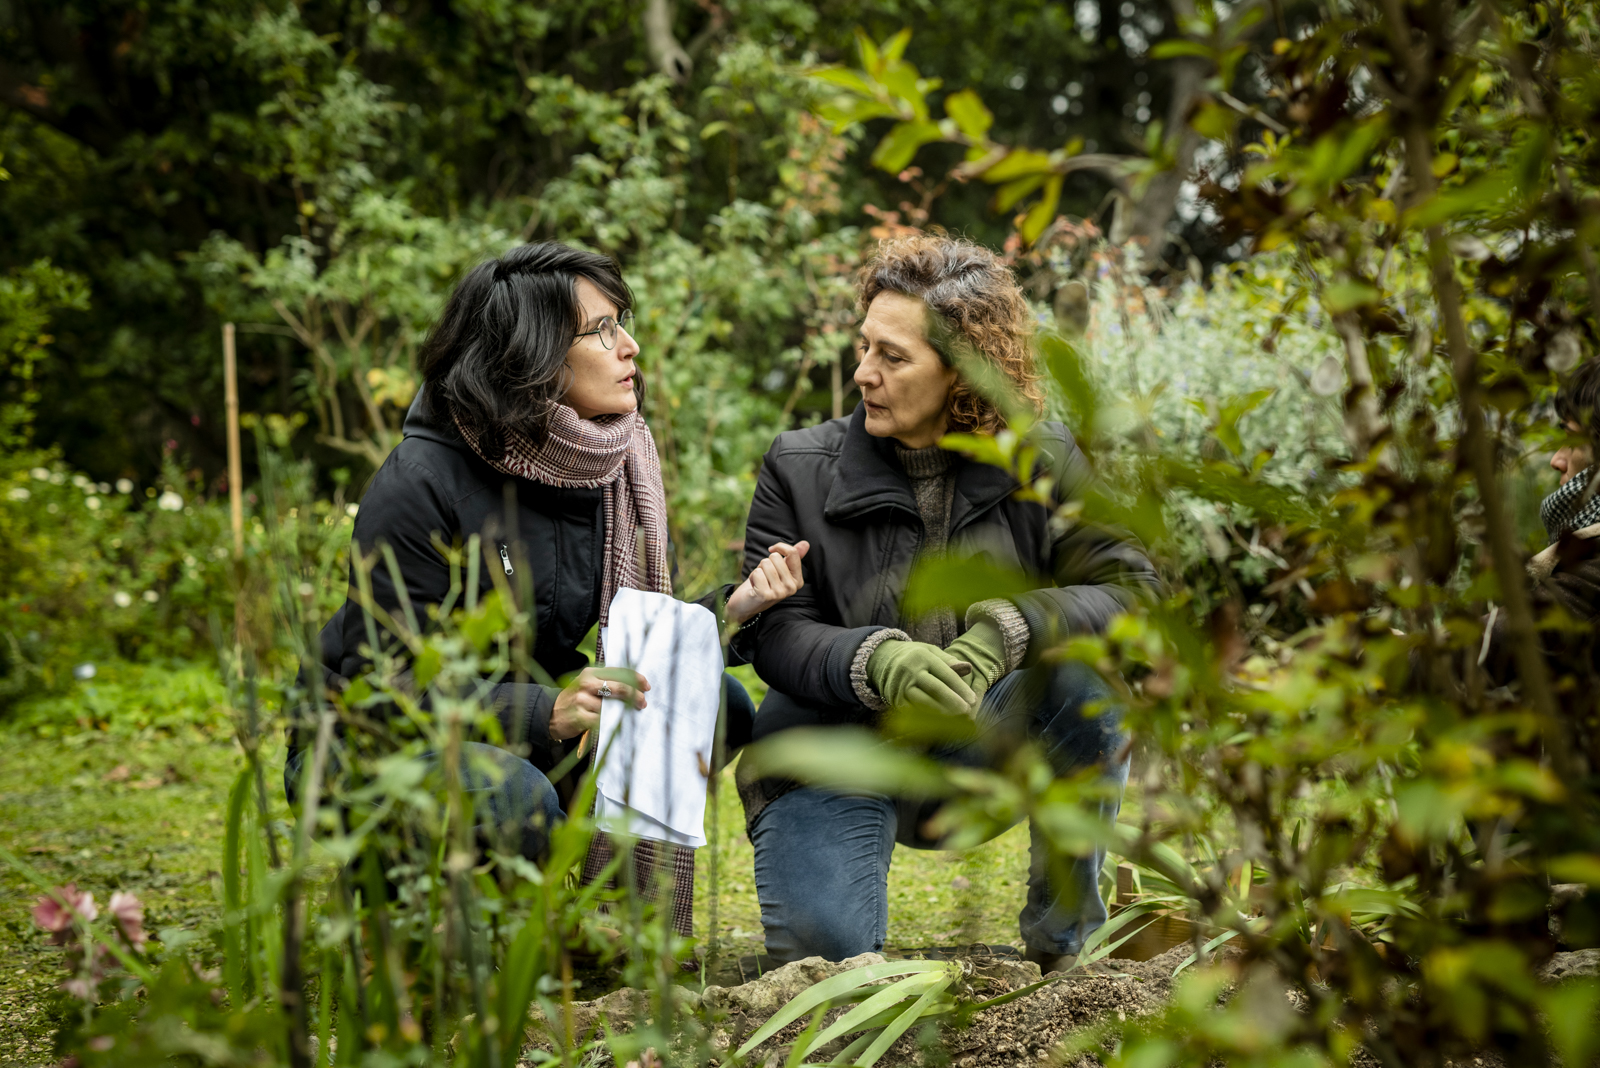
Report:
0,662,1034,1068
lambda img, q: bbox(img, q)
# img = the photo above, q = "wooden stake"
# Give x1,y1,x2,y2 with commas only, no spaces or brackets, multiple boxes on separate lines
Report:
224,322,244,558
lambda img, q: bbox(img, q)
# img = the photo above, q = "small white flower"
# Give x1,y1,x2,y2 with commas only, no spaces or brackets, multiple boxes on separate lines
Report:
346,503,359,517
46,502,58,514
183,554,196,567
73,663,97,681
157,490,183,512
113,591,133,608
30,467,49,481
115,478,134,494
85,496,101,510
297,582,314,598
96,482,110,494
6,487,29,501
142,590,159,603
49,471,65,485
71,474,90,489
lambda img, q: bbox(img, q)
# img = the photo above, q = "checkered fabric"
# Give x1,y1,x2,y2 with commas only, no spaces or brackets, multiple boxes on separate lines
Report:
580,832,695,939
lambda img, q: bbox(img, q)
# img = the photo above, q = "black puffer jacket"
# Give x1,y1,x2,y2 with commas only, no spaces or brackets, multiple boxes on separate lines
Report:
733,404,1159,736
303,393,730,768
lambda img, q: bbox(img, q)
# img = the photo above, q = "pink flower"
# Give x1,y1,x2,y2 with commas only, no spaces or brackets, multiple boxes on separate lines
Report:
33,884,97,943
107,892,145,949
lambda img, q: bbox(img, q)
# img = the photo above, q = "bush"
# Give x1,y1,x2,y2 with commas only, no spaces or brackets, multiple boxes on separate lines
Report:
0,429,352,709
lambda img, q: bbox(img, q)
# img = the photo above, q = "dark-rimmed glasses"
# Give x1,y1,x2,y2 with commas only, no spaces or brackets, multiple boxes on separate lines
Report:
573,309,635,350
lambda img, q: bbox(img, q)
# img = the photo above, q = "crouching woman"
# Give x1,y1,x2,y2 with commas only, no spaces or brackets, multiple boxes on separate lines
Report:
288,241,807,862
734,233,1159,971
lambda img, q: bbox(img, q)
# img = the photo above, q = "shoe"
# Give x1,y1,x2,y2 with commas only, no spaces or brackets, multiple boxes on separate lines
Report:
1023,945,1078,976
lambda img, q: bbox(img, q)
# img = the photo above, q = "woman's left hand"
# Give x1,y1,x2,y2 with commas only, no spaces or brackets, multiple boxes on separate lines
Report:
724,541,810,625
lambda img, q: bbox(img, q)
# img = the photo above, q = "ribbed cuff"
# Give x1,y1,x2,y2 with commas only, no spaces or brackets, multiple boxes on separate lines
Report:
849,627,912,712
966,599,1030,676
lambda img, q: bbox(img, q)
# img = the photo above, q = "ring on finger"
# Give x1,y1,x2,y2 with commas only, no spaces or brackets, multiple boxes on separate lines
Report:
597,681,613,699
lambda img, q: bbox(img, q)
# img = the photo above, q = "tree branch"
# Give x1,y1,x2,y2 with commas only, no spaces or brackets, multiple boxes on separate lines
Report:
643,0,692,84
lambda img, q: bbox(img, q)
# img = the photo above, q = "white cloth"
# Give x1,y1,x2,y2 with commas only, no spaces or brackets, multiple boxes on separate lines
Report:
593,588,721,848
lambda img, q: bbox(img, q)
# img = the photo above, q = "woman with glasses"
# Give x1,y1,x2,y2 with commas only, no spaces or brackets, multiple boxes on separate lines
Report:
289,241,807,864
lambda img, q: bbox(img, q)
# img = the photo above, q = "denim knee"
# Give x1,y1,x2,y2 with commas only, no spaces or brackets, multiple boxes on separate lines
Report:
750,789,895,962
456,742,564,861
1031,661,1127,773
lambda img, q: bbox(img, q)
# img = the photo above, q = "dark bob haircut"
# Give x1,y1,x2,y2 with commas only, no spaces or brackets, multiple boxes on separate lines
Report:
421,241,637,455
1556,357,1600,439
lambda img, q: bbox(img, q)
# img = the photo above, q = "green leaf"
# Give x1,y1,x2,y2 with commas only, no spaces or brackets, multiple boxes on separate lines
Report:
855,975,955,1067
412,644,443,690
901,554,1035,618
977,148,1053,183
736,959,952,1055
1548,853,1600,884
1149,40,1213,60
943,88,993,141
1173,929,1241,976
1322,280,1380,313
740,727,954,798
1326,886,1423,919
870,119,943,173
855,29,881,74
881,28,913,65
797,967,954,1060
1021,174,1062,244
1213,388,1275,456
816,97,901,132
809,67,876,96
1545,980,1600,1068
993,174,1046,212
1402,173,1513,230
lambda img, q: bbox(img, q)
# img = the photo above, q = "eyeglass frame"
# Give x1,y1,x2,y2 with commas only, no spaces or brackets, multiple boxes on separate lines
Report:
572,309,636,350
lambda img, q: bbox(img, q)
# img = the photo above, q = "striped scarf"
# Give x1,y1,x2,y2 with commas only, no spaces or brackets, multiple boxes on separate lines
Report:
458,404,671,658
1541,467,1600,543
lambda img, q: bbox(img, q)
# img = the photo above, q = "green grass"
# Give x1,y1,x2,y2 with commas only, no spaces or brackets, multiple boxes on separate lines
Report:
0,661,1035,1066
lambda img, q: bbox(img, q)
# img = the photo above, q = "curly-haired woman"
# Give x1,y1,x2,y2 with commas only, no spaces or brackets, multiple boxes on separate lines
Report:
291,241,807,862
733,232,1159,970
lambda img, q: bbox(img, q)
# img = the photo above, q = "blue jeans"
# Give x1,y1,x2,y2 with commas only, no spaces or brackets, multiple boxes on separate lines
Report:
749,661,1128,962
284,672,757,863
284,740,566,861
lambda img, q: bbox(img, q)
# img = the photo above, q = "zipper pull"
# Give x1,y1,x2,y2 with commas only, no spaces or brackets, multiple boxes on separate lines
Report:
498,544,514,575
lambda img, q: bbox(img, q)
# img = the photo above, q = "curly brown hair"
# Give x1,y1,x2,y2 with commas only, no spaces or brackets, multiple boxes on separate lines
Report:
855,231,1044,434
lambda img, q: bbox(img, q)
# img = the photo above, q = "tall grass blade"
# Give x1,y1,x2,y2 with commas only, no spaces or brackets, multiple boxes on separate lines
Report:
736,960,950,1056
853,978,951,1067
222,768,251,1004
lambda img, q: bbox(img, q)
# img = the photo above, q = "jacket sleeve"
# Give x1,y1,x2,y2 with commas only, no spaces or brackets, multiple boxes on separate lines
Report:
339,455,556,753
735,444,881,710
1011,433,1162,654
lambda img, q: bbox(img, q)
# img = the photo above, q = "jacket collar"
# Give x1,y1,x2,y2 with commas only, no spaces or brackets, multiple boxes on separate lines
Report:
823,403,1018,527
402,387,465,449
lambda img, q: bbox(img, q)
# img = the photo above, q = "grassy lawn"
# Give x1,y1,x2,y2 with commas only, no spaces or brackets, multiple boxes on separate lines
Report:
0,662,1036,1067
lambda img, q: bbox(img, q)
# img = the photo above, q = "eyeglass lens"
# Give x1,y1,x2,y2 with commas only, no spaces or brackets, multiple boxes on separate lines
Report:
602,311,635,349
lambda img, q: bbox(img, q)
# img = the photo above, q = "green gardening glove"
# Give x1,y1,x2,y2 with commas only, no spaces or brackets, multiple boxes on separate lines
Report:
943,618,1009,706
866,639,977,716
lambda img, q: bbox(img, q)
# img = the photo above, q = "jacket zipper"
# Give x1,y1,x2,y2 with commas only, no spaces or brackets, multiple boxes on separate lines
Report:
498,544,514,575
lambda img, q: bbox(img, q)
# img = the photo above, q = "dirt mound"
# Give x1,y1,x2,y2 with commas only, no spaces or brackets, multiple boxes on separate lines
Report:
524,948,1190,1067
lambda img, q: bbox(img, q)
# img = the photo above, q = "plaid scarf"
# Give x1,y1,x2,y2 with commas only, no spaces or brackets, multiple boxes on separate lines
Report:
458,404,671,658
1540,466,1600,542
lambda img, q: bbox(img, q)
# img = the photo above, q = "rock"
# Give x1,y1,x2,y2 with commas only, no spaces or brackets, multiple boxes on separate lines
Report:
700,953,887,1021
1540,949,1600,982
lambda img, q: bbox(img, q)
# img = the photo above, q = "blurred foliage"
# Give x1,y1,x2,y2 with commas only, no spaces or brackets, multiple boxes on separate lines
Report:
0,416,350,707
0,0,1248,482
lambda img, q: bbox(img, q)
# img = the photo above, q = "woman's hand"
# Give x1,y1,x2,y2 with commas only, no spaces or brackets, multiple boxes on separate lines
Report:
550,666,650,741
725,541,810,625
